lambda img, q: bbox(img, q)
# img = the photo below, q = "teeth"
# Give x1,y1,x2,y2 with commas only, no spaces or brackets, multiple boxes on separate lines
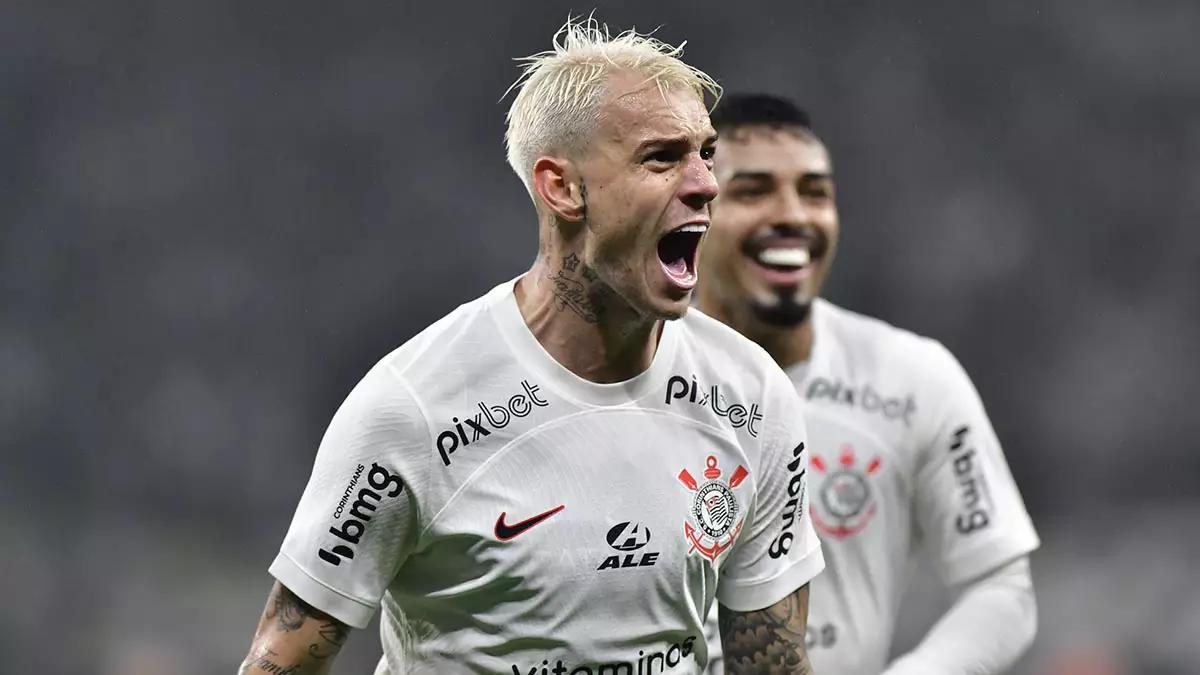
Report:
677,224,708,234
758,247,810,267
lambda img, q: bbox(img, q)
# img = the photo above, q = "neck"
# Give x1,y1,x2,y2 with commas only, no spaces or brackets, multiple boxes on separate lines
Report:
697,287,815,369
514,254,662,384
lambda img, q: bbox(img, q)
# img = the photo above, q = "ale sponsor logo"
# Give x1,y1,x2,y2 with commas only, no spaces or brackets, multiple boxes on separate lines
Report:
596,521,659,571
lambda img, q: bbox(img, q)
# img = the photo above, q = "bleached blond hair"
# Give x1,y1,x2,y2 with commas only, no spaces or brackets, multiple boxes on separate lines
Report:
504,16,722,198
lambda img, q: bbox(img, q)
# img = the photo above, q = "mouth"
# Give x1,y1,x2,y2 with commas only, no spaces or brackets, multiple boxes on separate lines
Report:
743,227,825,287
657,223,708,291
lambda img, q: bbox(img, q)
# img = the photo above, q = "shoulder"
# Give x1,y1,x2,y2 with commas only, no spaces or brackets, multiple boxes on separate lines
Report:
335,290,500,434
377,292,494,380
676,308,803,447
680,308,783,375
816,299,960,381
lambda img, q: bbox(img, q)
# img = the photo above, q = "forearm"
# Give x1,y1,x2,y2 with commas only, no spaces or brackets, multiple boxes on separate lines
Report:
719,585,814,675
884,557,1036,675
238,581,351,675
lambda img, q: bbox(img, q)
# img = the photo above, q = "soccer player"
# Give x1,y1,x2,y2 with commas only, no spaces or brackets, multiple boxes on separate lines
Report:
696,94,1040,674
238,25,825,675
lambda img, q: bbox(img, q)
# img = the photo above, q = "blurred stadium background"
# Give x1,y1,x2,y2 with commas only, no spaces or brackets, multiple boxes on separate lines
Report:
3,1,1198,673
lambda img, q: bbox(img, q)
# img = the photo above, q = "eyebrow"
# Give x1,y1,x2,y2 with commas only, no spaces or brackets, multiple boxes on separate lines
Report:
635,133,720,154
728,171,832,182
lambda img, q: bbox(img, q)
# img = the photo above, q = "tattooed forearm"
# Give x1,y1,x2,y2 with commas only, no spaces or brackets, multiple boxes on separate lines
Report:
719,588,814,675
242,582,351,674
307,618,350,660
240,649,302,675
265,583,327,632
548,252,603,323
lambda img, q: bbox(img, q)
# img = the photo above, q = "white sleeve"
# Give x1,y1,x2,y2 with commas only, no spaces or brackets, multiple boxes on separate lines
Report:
913,341,1040,586
268,361,432,629
883,557,1037,675
717,369,825,611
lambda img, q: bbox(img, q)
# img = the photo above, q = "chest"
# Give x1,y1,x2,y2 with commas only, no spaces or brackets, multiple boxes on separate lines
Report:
800,374,923,547
406,409,758,606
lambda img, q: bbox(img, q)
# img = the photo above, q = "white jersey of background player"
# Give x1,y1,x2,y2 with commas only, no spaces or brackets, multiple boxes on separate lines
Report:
696,94,1039,675
239,25,825,675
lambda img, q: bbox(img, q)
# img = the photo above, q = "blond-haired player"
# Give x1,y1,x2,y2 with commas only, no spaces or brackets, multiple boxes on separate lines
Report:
238,21,824,674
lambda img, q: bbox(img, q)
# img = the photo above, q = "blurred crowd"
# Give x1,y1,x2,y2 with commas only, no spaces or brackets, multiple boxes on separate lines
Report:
3,1,1197,673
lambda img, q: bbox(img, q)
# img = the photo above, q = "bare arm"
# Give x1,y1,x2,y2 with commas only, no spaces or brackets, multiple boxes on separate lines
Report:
718,583,814,675
238,581,351,675
883,557,1036,675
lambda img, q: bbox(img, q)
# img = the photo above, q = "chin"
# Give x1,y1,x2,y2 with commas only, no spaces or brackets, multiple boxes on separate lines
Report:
749,287,812,327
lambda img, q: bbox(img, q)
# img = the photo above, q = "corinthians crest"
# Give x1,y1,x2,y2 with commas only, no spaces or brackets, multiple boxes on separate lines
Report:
677,455,749,562
811,444,882,539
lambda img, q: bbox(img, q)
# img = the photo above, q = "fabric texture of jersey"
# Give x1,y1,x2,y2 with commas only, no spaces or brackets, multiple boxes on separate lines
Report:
269,279,824,674
704,298,1039,675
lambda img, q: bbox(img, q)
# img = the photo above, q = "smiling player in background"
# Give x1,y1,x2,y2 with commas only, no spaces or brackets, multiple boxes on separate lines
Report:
698,94,1040,674
238,25,825,675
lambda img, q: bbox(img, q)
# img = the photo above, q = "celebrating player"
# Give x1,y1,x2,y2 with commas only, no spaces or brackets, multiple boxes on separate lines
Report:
697,93,1040,674
238,24,825,675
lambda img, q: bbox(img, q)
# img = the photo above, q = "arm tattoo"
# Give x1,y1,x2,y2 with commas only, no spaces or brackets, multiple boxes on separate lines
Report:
240,648,300,675
308,617,350,660
265,583,312,632
719,592,814,675
259,583,351,663
547,252,603,323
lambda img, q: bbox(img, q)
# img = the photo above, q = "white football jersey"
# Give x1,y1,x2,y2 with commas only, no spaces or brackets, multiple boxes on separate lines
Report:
704,298,1039,674
269,280,824,675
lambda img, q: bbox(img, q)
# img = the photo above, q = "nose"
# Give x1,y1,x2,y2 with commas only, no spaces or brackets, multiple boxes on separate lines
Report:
775,187,811,228
679,153,719,210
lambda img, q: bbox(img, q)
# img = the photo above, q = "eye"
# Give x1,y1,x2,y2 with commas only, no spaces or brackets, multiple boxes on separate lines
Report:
645,150,679,166
700,146,716,161
729,184,771,201
802,182,835,201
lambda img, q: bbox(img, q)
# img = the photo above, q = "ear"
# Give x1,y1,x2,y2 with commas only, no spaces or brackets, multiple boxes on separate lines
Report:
533,156,586,222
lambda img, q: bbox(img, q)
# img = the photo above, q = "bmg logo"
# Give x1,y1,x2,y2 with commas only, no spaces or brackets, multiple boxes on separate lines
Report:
318,463,404,567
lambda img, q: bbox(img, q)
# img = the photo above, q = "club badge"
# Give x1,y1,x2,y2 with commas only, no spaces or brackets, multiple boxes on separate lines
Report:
811,444,881,539
677,455,749,563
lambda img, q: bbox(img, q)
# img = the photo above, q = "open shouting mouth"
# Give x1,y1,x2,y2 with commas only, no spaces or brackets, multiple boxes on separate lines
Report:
657,222,708,290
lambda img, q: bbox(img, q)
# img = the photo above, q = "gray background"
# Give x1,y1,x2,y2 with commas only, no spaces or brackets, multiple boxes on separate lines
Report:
3,1,1198,673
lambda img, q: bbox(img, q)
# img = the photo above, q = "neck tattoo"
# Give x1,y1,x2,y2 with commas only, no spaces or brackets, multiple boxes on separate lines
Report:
547,252,603,323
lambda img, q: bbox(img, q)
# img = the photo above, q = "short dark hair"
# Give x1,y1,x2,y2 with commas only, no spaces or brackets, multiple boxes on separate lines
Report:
709,93,813,134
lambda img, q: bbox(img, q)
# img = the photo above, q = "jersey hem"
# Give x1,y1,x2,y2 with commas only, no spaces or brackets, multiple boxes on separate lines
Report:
716,543,826,612
268,552,377,629
940,532,1040,587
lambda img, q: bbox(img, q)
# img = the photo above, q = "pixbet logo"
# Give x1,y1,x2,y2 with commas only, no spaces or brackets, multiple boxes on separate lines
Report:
318,463,404,567
806,377,916,427
596,521,659,571
437,380,549,466
949,425,993,534
664,375,762,437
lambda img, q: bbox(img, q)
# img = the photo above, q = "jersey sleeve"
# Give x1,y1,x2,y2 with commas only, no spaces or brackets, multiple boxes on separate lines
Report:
913,341,1040,586
268,360,432,629
717,369,825,611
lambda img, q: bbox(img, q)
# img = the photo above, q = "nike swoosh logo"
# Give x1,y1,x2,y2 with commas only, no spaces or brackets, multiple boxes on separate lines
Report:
495,504,566,541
